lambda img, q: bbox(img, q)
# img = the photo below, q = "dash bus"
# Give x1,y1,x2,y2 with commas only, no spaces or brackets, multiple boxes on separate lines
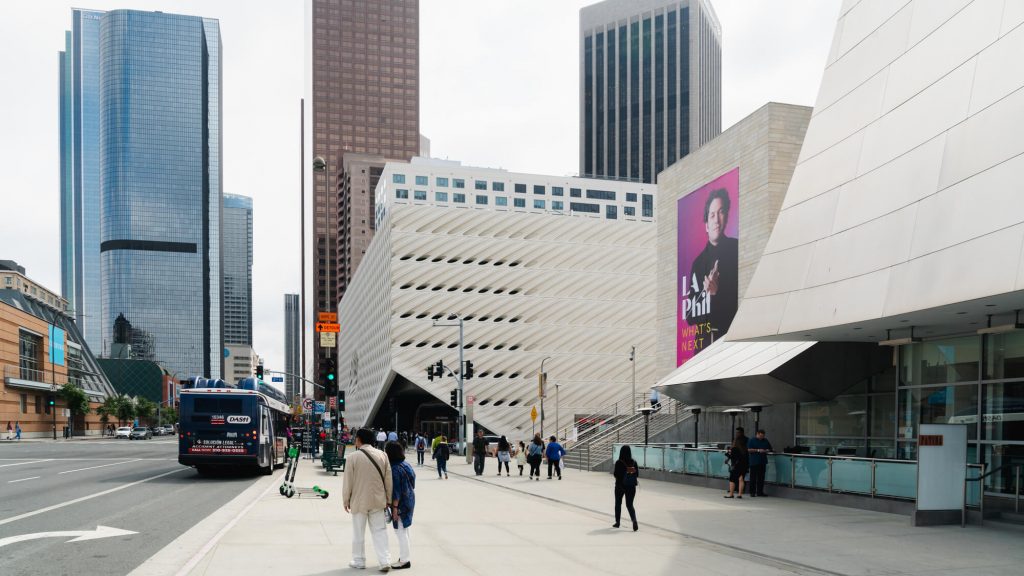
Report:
178,377,290,474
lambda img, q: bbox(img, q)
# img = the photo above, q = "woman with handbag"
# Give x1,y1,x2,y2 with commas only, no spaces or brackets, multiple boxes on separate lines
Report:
527,434,544,481
495,435,512,476
724,435,749,499
386,441,415,570
613,445,639,531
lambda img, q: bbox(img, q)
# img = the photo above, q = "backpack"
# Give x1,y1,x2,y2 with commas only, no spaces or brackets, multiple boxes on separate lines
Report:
623,463,638,488
416,437,426,450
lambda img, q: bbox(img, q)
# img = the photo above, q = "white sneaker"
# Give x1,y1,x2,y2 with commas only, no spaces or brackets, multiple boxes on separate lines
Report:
349,560,365,569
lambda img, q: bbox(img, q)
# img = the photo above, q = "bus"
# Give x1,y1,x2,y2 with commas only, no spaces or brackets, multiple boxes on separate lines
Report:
178,377,290,474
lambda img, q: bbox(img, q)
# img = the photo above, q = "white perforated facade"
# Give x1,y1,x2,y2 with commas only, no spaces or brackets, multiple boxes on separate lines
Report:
337,168,659,438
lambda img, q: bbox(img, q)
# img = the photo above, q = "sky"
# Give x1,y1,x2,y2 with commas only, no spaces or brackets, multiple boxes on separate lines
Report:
0,0,840,386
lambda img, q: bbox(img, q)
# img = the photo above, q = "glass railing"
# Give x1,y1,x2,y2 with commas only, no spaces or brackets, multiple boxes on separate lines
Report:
612,443,921,501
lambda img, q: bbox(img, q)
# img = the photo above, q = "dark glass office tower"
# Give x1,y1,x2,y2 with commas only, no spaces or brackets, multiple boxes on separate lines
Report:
580,0,721,183
223,194,253,346
98,10,223,378
59,9,104,352
284,294,300,400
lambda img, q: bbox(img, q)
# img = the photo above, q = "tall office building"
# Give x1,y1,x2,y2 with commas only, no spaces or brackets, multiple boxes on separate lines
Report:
223,194,253,346
97,10,223,378
311,0,420,386
580,0,722,184
284,294,300,400
59,9,104,352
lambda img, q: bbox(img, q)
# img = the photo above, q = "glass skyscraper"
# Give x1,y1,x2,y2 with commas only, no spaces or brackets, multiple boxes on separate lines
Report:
60,9,104,352
580,0,722,184
96,10,223,378
284,294,300,400
223,194,253,346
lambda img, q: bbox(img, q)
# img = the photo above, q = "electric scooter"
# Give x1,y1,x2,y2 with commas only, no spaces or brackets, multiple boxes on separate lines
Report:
279,445,329,499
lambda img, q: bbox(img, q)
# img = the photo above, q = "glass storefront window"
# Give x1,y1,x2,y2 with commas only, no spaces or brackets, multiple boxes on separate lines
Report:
870,394,895,439
982,381,1024,442
984,331,1024,380
981,444,1024,495
900,336,979,386
798,396,866,438
898,384,978,441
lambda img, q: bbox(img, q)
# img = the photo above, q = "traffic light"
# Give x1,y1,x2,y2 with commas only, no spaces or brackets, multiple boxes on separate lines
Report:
427,360,444,381
449,389,458,408
338,390,345,412
255,364,264,380
320,357,337,394
426,364,435,381
463,360,474,380
47,396,55,407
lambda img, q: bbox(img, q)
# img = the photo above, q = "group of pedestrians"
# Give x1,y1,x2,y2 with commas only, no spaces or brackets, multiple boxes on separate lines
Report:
5,421,21,441
723,427,773,498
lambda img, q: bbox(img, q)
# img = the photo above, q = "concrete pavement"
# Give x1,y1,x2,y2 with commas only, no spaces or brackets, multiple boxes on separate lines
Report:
133,452,1024,576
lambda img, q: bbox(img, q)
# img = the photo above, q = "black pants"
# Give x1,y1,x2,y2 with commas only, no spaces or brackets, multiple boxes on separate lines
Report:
614,486,637,524
416,450,425,465
474,452,485,475
749,463,767,495
529,455,542,477
547,459,561,478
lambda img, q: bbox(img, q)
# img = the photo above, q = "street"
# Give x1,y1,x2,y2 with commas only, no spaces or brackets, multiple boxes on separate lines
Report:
0,438,263,576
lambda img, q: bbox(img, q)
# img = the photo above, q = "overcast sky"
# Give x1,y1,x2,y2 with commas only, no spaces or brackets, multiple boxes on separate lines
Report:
0,0,839,386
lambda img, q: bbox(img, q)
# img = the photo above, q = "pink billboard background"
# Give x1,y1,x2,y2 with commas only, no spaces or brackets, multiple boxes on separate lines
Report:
677,168,740,367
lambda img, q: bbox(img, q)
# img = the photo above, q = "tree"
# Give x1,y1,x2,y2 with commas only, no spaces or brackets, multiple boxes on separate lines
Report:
159,406,179,427
135,397,155,425
98,395,119,429
115,394,135,426
59,383,90,417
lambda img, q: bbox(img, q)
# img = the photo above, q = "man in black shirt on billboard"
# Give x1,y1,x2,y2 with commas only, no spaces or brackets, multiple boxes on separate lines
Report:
690,188,739,336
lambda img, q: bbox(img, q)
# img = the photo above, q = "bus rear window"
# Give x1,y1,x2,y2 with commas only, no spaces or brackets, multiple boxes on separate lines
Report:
192,398,244,413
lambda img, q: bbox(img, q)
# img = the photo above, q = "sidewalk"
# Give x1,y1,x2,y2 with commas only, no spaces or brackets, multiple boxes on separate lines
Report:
137,453,1024,576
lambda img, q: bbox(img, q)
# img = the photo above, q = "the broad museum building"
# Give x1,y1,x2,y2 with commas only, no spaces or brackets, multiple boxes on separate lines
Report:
657,0,1024,500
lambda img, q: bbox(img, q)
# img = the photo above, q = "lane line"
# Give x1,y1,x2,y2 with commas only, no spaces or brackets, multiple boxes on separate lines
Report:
59,459,144,475
7,476,40,484
0,460,51,468
0,467,187,527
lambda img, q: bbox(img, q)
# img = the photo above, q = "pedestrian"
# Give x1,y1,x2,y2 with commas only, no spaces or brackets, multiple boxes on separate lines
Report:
613,445,640,531
527,434,544,480
495,435,511,476
376,429,387,450
724,430,749,499
388,430,398,444
312,426,321,457
385,441,415,571
6,421,12,441
747,429,773,497
430,432,442,454
649,387,660,410
472,430,487,476
15,422,22,441
545,435,565,480
515,441,526,476
432,435,450,479
342,428,392,571
400,431,409,450
414,433,427,466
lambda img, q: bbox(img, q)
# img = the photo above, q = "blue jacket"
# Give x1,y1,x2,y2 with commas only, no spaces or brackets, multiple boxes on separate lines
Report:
545,442,564,460
747,437,772,466
390,461,416,528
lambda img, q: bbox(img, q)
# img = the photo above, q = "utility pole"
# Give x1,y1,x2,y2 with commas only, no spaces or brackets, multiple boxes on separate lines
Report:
630,345,636,410
432,316,465,454
539,357,551,439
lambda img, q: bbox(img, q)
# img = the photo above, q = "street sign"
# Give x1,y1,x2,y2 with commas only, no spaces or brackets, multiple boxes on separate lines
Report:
319,332,336,348
318,312,337,323
314,401,326,414
302,398,314,411
271,376,284,382
531,406,538,422
328,396,337,409
315,322,341,333
467,395,475,406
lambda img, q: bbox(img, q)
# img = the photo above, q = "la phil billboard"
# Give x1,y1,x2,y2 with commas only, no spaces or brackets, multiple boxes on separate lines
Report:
677,168,739,367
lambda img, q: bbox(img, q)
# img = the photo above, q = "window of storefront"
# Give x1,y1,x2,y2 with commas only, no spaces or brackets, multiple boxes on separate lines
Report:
796,368,897,458
19,330,42,380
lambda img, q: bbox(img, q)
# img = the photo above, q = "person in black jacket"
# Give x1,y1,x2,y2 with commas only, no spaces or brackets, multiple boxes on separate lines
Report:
724,431,748,499
432,436,450,479
613,445,639,531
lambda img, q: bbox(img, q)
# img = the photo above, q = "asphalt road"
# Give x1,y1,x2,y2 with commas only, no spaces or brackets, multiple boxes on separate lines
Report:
0,437,266,576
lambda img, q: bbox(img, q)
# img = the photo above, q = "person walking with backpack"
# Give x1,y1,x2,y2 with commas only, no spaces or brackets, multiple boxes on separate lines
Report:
432,436,450,479
527,434,544,480
495,435,512,476
342,428,392,571
545,435,565,480
414,433,427,466
613,445,639,531
515,440,527,476
385,441,415,570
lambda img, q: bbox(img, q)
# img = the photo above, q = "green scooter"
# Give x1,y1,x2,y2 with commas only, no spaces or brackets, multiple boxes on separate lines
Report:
280,445,329,499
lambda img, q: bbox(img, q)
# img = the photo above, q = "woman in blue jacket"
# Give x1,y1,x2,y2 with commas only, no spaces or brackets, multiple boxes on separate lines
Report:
386,441,415,570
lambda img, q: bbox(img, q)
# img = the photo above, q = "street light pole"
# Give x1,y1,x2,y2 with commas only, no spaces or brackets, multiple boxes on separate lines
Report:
539,356,551,439
630,345,636,411
555,382,560,441
432,315,465,455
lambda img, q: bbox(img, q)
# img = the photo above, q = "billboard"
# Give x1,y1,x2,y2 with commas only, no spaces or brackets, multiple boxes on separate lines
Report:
48,325,66,367
677,168,739,367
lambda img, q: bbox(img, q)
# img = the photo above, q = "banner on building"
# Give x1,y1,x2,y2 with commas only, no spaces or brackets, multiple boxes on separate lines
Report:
677,168,740,367
48,325,66,367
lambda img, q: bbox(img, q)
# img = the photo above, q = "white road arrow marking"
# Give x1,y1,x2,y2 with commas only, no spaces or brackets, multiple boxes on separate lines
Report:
0,525,137,548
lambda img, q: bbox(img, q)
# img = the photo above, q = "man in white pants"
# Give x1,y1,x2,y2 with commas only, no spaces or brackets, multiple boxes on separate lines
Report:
344,428,393,572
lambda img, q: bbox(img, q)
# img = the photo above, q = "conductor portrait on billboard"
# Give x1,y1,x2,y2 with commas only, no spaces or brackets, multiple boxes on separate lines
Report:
677,168,739,366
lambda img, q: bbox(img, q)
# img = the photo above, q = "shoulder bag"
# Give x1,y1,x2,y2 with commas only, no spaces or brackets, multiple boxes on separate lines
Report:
359,448,393,524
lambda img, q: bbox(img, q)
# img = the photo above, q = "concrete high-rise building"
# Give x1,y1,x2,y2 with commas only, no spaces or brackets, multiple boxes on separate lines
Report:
311,0,420,386
97,10,223,379
311,0,421,313
284,293,301,400
223,194,253,346
59,9,104,352
580,0,722,184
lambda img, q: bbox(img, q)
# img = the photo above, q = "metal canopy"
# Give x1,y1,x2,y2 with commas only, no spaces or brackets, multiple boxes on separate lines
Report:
655,339,889,407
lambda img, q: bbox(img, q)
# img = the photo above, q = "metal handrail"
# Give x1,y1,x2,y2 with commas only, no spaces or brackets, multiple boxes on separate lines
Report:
568,400,691,470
